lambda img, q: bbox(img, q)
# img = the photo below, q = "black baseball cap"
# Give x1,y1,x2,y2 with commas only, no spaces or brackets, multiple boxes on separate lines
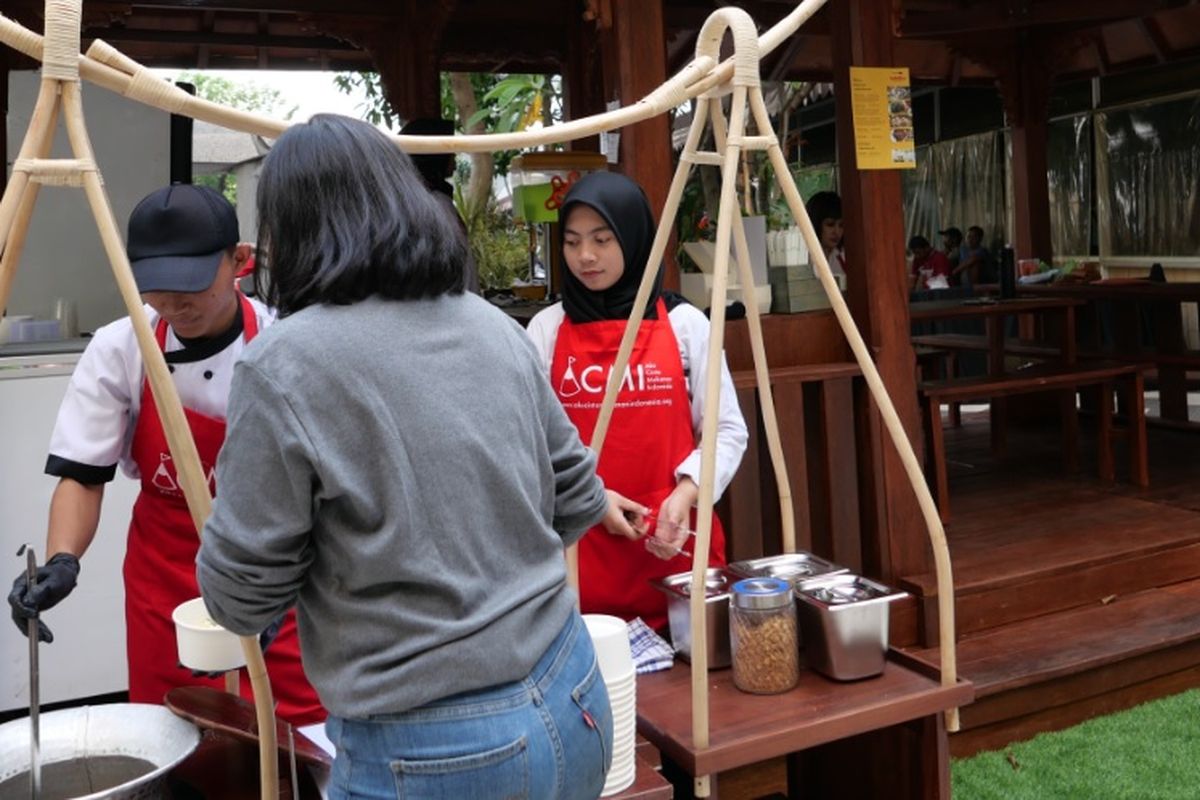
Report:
937,226,963,240
127,184,239,293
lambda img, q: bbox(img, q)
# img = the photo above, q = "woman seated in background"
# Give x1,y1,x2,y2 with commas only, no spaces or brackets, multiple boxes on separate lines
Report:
526,171,748,632
196,114,647,800
805,190,846,289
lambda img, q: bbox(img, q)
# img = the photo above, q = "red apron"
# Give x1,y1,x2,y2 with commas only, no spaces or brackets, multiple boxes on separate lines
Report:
551,299,726,631
124,294,324,725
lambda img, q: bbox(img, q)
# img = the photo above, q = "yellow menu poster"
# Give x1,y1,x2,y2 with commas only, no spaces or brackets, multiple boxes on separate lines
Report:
849,67,915,170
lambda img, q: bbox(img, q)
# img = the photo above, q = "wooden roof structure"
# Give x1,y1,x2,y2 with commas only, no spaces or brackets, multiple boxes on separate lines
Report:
4,0,1199,85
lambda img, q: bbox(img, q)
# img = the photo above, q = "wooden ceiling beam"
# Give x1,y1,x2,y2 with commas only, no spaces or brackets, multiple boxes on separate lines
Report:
1136,17,1172,64
80,26,357,50
897,0,1187,38
84,0,393,14
765,31,806,83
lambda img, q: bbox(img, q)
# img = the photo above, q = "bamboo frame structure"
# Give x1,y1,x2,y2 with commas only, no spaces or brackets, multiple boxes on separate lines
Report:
0,1,960,797
0,4,279,799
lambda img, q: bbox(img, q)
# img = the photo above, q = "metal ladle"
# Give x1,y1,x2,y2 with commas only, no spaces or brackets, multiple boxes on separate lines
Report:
18,544,42,800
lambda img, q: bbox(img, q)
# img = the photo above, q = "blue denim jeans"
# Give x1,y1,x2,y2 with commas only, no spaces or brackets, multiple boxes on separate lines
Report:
325,612,613,799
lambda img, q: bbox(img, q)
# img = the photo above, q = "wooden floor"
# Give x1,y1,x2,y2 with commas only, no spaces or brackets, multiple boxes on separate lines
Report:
901,402,1200,757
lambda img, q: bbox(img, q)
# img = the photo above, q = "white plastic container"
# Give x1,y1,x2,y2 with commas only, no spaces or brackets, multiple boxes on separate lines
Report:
172,597,246,672
7,318,62,343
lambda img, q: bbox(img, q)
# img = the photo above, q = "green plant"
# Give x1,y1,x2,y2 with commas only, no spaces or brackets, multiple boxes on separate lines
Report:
455,189,530,291
194,173,236,205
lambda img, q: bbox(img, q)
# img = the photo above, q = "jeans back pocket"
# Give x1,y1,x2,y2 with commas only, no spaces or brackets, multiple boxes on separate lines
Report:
390,736,529,800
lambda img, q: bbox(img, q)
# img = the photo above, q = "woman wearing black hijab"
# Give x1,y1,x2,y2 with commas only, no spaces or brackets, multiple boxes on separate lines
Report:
527,172,748,630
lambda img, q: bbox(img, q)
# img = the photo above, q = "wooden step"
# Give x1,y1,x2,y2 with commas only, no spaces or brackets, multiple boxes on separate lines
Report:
900,486,1200,638
906,578,1200,756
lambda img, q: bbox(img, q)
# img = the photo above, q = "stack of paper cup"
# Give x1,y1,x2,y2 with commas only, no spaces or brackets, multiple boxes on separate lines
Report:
583,614,637,796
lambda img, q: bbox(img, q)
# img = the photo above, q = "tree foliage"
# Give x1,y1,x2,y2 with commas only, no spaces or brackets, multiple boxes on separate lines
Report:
169,71,297,204
333,70,563,290
175,71,297,119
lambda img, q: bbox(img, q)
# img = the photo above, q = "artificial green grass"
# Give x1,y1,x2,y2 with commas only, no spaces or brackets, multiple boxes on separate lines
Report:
952,689,1200,799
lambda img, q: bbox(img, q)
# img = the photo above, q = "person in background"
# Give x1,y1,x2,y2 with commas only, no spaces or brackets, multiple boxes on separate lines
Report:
400,117,480,294
196,114,641,799
526,172,749,632
909,234,953,291
805,190,846,288
936,225,964,268
954,225,991,287
7,184,323,725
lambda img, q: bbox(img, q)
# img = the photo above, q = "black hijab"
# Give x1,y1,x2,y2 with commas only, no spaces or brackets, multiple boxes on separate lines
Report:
560,172,684,323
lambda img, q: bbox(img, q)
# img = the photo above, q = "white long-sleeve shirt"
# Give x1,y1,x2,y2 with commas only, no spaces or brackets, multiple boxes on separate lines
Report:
526,301,748,500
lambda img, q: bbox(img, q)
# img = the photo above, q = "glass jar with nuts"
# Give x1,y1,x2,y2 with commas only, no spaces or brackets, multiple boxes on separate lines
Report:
730,577,800,694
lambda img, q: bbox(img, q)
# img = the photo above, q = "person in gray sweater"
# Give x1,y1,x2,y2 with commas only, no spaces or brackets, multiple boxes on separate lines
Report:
196,114,646,800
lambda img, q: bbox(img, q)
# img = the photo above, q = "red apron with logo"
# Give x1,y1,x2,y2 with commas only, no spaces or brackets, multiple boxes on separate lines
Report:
125,295,324,725
551,299,726,631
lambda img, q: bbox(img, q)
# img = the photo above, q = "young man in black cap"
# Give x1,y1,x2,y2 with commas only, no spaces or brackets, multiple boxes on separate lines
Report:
7,183,323,724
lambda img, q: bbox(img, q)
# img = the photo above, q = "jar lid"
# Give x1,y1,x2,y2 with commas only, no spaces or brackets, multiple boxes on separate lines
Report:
731,577,793,609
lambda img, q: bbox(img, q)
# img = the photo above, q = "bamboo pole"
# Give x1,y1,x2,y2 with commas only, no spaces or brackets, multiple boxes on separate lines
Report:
0,0,834,153
58,77,282,795
1,0,963,761
706,99,797,555
746,88,960,731
0,2,281,792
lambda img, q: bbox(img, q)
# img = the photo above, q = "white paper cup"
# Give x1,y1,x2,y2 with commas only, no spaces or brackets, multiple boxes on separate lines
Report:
583,614,634,683
172,598,246,672
601,754,637,796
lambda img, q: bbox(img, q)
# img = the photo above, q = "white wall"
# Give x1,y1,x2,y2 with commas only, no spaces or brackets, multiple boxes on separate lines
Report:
0,358,139,712
5,71,170,333
233,157,262,246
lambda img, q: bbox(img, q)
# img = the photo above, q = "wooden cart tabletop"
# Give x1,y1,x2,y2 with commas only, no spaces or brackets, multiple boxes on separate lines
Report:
635,652,974,776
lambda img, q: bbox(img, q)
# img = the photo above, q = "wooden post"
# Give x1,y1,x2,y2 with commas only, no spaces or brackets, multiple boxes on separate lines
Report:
564,3,606,154
973,30,1090,264
371,12,442,121
310,0,449,123
830,0,929,582
604,0,679,289
1004,35,1054,263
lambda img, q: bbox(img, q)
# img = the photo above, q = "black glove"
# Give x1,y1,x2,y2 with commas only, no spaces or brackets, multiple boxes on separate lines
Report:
8,552,80,644
185,613,286,679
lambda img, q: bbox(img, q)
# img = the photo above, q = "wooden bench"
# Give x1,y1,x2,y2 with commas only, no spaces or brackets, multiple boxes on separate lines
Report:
919,360,1150,522
910,332,1061,360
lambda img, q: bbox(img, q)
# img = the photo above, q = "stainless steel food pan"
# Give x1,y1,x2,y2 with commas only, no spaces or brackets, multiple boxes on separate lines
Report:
651,567,734,669
795,574,907,681
727,552,847,589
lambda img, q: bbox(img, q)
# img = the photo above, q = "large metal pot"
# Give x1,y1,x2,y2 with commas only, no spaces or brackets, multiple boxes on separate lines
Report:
0,704,200,799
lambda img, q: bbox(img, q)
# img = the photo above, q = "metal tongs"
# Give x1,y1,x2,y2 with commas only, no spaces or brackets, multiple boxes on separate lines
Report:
627,511,696,559
18,544,42,800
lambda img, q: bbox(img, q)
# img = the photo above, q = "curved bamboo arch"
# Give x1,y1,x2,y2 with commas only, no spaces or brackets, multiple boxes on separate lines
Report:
0,2,960,797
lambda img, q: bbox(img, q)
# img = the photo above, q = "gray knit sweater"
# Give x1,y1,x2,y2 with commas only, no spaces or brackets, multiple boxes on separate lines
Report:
196,293,608,719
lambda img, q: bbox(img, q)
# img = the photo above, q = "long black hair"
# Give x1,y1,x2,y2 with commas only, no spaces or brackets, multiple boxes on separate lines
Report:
254,114,468,316
559,172,669,323
805,190,842,229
